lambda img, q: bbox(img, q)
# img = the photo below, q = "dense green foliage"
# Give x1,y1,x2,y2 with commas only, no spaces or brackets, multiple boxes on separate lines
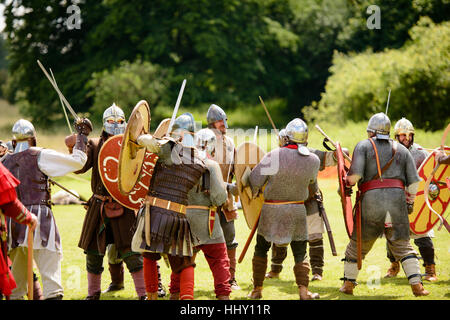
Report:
305,17,450,131
1,0,449,128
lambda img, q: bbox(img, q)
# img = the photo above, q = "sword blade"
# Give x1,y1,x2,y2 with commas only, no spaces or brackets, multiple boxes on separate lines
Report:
37,60,79,120
385,88,391,115
50,68,73,134
167,79,187,134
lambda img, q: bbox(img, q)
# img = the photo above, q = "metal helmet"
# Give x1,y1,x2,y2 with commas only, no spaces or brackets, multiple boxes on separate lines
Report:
285,118,310,155
103,103,127,136
394,117,415,136
194,128,217,159
12,119,36,153
206,104,228,129
278,128,288,147
172,112,196,147
367,112,390,140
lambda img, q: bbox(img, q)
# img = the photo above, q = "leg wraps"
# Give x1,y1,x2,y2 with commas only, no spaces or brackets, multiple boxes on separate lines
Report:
143,257,159,293
179,266,194,300
130,268,146,297
87,272,102,296
169,271,180,294
309,239,324,276
227,248,237,281
270,244,288,273
415,237,435,266
342,258,359,283
108,263,124,286
400,255,422,285
252,255,268,287
293,261,310,288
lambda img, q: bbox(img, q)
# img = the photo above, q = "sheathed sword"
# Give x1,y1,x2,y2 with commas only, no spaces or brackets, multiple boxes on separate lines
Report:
314,190,337,256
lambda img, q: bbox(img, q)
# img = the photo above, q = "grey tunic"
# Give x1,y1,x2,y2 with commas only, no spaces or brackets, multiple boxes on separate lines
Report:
186,158,228,246
349,138,420,241
249,146,320,244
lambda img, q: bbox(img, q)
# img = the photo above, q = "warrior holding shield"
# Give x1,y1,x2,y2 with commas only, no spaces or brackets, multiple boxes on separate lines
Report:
242,118,321,300
266,128,345,281
206,104,241,290
384,118,438,282
174,128,231,300
72,104,147,300
340,113,430,297
132,112,206,300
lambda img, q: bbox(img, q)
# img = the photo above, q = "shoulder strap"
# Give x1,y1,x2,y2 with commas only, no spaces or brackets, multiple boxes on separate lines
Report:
369,139,398,180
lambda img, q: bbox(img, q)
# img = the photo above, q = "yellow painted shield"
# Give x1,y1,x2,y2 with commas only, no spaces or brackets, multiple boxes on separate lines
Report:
153,118,171,139
409,146,450,234
118,100,151,195
235,141,266,229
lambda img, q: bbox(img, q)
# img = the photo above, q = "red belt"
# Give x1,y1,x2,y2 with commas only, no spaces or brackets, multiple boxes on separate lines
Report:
359,179,404,194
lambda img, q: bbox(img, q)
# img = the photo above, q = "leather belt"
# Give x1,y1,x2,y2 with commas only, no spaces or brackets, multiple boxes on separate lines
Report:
93,194,113,202
186,205,212,211
146,195,186,214
359,179,404,194
264,200,305,205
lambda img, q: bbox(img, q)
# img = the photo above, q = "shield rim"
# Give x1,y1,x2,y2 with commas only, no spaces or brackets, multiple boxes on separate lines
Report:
98,135,158,210
118,100,151,195
235,141,266,230
409,146,450,234
336,142,354,238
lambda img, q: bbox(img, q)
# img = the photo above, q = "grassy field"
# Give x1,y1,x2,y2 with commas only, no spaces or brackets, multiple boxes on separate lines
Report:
2,99,449,300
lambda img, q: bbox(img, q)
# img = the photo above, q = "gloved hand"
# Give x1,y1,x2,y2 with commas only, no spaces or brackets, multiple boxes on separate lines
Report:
227,183,238,196
343,177,353,196
74,118,93,136
406,202,414,214
137,134,160,153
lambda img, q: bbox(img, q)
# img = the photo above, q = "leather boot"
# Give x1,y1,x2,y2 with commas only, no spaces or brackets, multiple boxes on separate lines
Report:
339,280,355,295
33,274,44,300
293,261,319,300
299,285,320,300
411,283,430,297
423,264,438,282
248,256,267,299
384,261,400,278
103,263,124,293
227,248,241,290
170,292,180,300
217,295,230,300
146,292,158,300
85,272,102,300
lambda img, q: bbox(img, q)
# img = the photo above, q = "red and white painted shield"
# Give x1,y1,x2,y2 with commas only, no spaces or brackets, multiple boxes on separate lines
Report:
98,134,159,210
336,141,354,239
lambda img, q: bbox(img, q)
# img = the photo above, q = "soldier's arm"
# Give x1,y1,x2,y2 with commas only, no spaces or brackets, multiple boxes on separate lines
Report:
404,151,421,204
209,161,228,207
345,142,365,186
38,145,88,178
248,153,271,197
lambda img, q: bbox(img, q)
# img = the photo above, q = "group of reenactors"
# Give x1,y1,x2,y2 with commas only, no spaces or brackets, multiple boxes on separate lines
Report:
0,98,447,300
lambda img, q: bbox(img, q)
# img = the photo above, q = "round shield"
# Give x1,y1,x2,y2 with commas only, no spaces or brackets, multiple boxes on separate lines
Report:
99,135,159,210
409,146,450,234
336,142,354,238
118,100,151,195
235,141,266,229
153,118,171,139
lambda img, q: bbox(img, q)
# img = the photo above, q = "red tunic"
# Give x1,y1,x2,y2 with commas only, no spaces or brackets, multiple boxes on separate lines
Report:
0,162,33,297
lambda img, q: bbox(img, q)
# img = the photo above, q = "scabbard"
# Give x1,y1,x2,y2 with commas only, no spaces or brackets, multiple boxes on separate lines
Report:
315,192,337,256
209,209,216,238
144,201,151,247
355,191,362,270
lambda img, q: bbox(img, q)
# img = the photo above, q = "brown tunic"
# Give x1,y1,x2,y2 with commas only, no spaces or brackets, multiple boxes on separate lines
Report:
75,136,137,255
